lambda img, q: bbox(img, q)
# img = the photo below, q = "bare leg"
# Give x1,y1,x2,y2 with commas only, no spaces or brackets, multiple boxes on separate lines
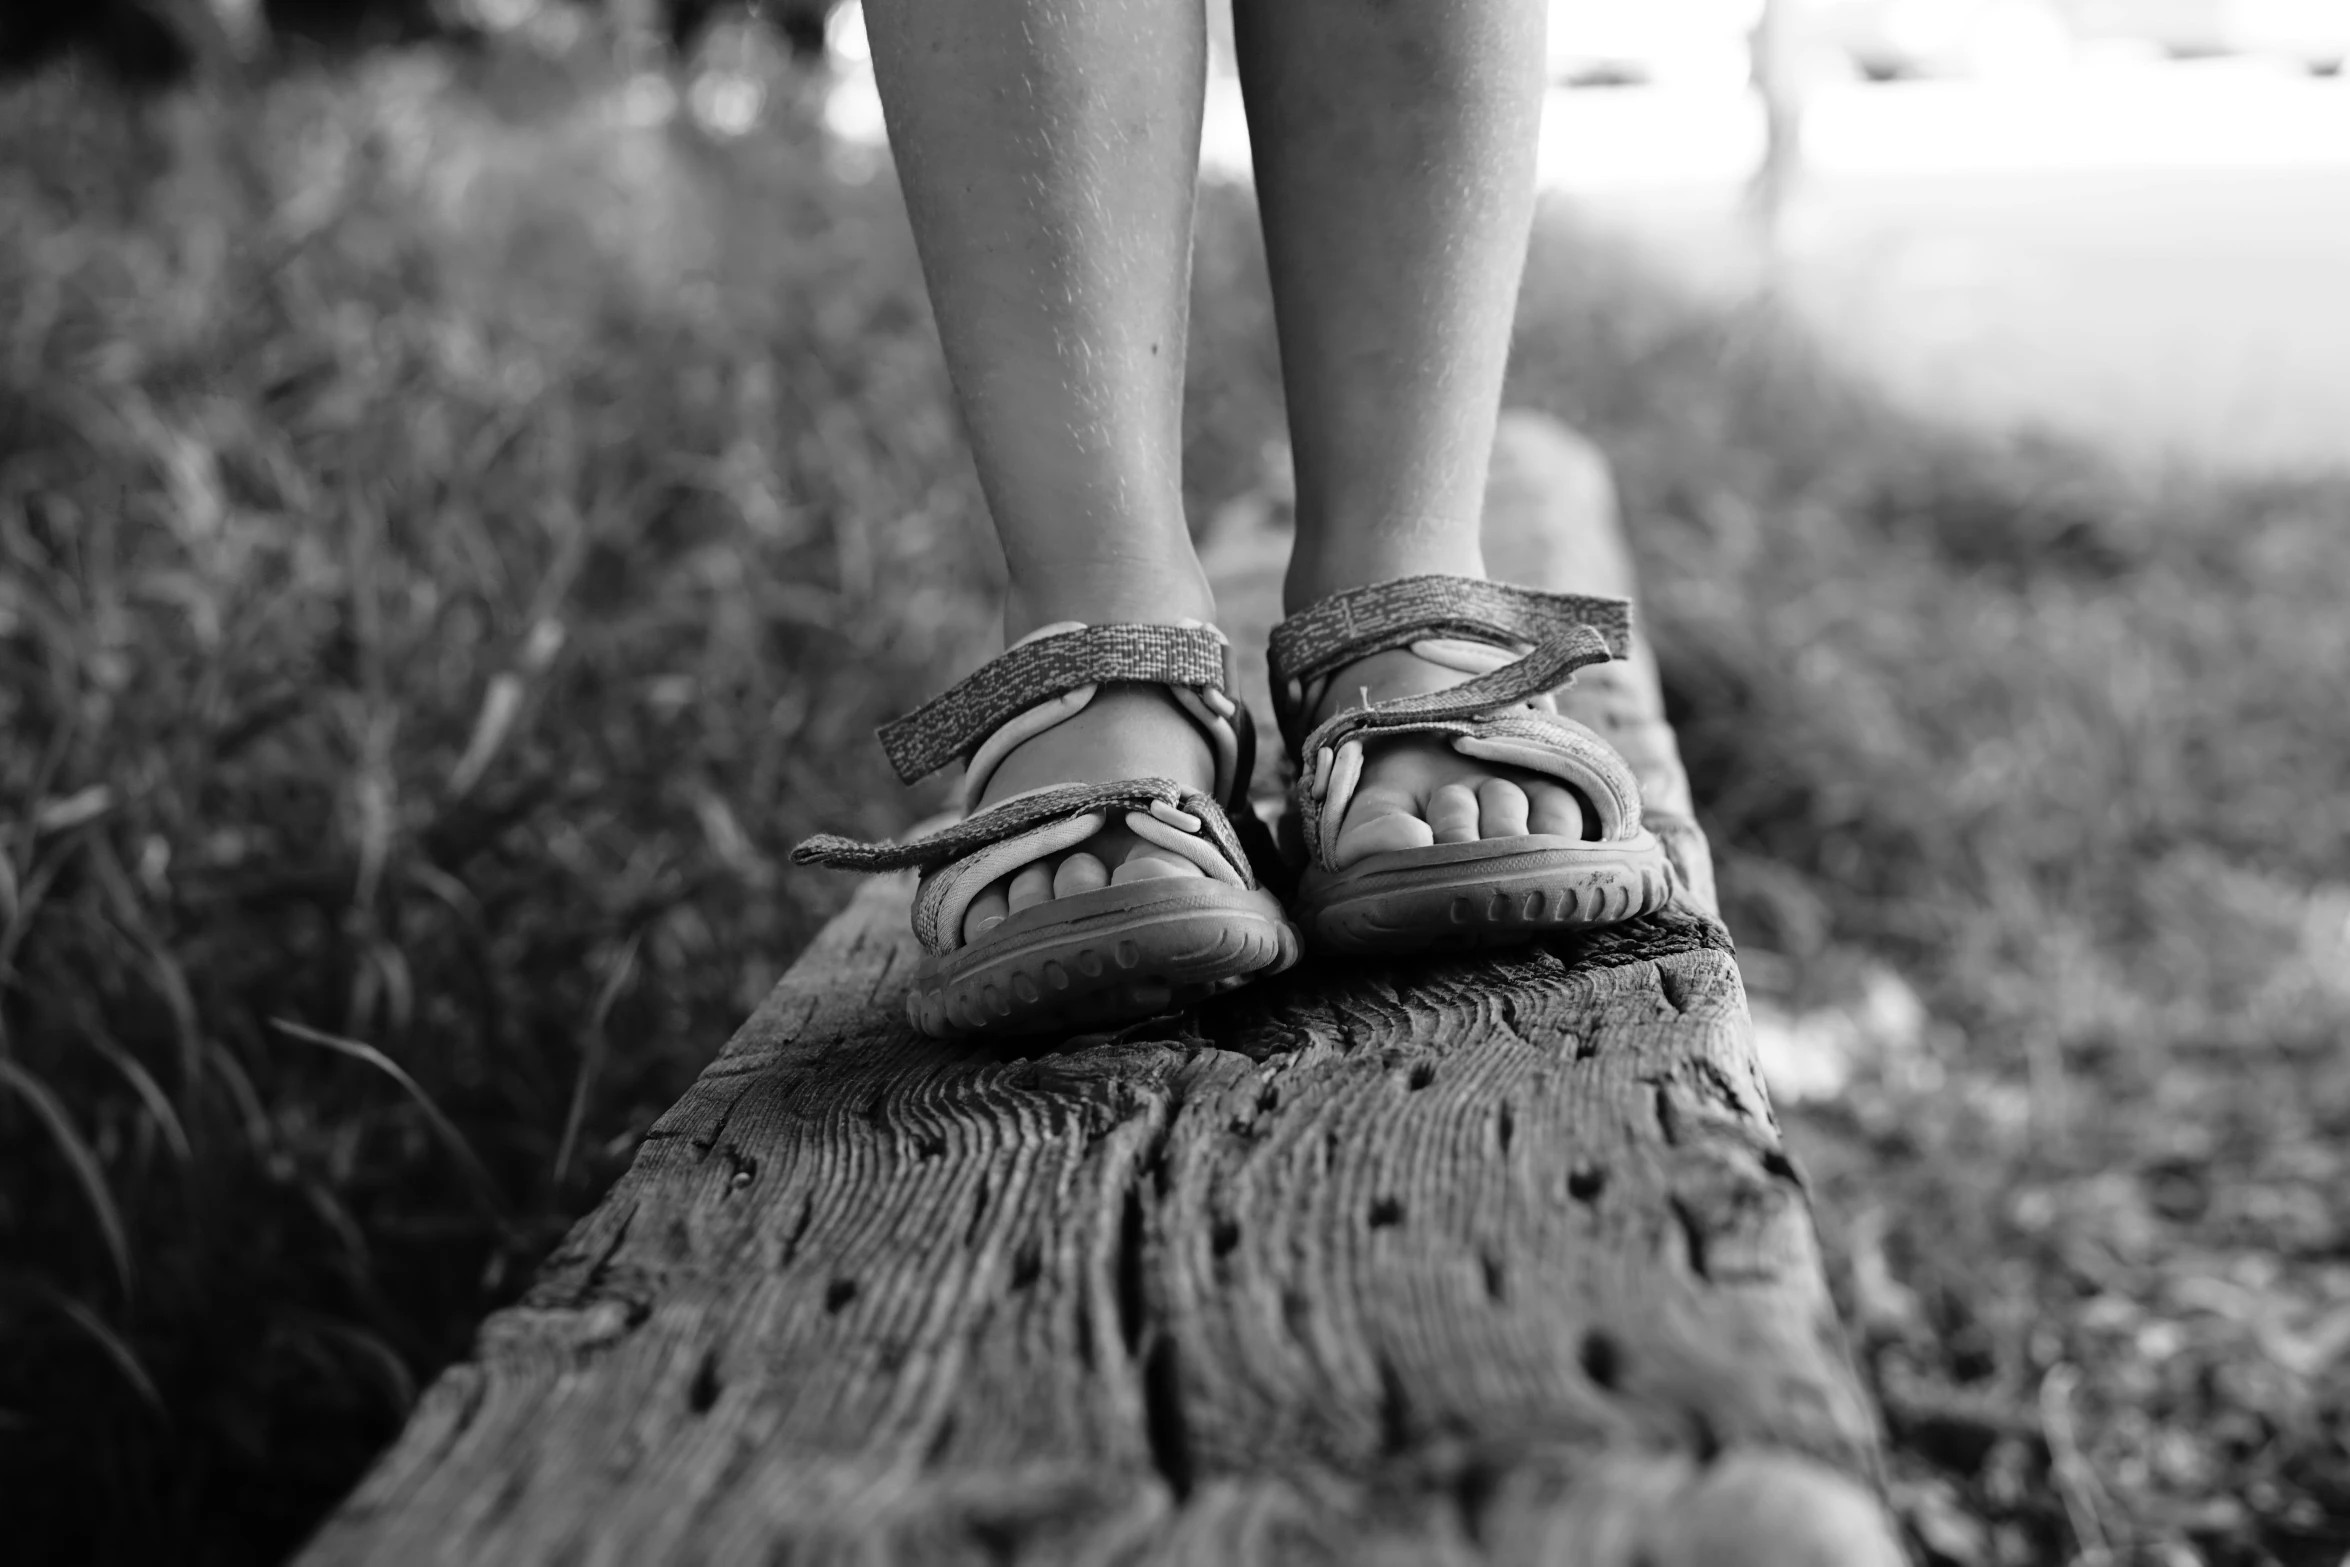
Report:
1235,0,1585,866
866,0,1219,938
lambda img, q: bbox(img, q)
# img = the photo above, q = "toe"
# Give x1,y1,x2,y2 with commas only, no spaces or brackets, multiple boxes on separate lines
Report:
1475,777,1530,839
1332,803,1437,868
1527,782,1586,839
1053,851,1109,898
962,887,1010,944
1007,862,1055,915
1111,849,1204,885
1428,782,1481,844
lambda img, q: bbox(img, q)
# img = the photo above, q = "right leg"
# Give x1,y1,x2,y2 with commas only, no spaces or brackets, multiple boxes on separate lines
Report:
864,0,1220,942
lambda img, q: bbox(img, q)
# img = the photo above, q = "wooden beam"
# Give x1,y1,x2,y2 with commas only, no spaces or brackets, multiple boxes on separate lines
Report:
301,415,1903,1566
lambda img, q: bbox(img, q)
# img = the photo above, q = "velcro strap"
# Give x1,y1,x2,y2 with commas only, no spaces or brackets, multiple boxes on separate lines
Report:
791,776,1251,885
877,624,1232,785
1295,627,1614,757
1268,575,1632,707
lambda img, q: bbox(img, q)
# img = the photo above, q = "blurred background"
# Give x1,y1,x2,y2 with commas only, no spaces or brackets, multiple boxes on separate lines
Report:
2,1,2346,1562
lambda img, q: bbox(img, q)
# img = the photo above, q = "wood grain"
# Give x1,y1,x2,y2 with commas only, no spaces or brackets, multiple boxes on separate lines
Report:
300,417,1903,1565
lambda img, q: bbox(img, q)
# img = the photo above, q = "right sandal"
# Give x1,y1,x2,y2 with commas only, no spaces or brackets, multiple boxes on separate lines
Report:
1268,575,1676,954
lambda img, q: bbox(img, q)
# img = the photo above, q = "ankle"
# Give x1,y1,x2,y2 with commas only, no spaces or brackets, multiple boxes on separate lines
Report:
1004,558,1216,642
1309,645,1465,724
979,684,1216,807
1282,537,1486,616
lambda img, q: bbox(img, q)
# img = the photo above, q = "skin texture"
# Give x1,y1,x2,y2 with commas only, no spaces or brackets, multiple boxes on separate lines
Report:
1309,649,1584,871
860,0,1567,947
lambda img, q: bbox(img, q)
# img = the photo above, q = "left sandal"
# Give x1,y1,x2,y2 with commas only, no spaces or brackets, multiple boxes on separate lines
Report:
1268,575,1676,954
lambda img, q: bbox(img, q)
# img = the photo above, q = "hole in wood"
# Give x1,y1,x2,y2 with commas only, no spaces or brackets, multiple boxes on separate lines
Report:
1580,1328,1623,1391
1407,1060,1436,1091
1657,964,1697,1015
686,1347,721,1413
1369,1196,1404,1229
1375,1353,1412,1456
1480,1251,1506,1302
1670,1195,1711,1280
825,1277,859,1314
1686,1405,1723,1465
1010,1243,1042,1291
1761,1147,1803,1187
778,1195,814,1269
1210,1216,1242,1257
1451,1459,1502,1548
916,1133,947,1162
1116,1183,1147,1359
1257,1084,1280,1115
1496,1102,1516,1154
1652,1082,1682,1146
1568,1164,1606,1202
968,1516,1027,1561
965,1174,992,1246
1142,1339,1193,1499
1693,1058,1747,1118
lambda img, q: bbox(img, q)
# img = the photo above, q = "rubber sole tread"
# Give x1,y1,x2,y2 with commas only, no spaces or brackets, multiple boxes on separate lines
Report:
1295,835,1674,957
908,882,1299,1039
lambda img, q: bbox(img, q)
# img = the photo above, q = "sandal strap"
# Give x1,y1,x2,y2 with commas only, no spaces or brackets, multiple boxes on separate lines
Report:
1267,574,1632,747
790,778,1257,953
790,778,1224,872
877,623,1235,786
1294,625,1614,757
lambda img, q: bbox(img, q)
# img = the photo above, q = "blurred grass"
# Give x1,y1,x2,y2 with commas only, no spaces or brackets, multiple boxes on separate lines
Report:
4,39,2349,1567
0,52,1001,1560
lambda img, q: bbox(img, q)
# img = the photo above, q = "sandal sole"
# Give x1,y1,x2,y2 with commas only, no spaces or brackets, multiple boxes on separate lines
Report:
1295,833,1673,956
909,880,1300,1039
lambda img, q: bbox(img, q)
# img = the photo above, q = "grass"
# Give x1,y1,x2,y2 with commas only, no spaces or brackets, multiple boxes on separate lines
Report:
4,39,2348,1567
1,52,1000,1558
1507,236,2350,1564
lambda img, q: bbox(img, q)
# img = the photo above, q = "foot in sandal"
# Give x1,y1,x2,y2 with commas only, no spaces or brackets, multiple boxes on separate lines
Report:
1270,574,1675,953
1307,645,1596,868
793,622,1298,1038
948,680,1221,946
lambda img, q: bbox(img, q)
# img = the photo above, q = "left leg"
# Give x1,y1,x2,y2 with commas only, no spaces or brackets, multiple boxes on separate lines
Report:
1233,0,1582,868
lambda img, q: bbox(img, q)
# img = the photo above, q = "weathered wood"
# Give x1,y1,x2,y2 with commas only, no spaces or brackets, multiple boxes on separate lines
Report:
301,417,1902,1565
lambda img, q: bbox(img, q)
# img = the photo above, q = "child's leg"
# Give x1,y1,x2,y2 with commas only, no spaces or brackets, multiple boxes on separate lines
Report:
1234,0,1583,867
864,0,1221,941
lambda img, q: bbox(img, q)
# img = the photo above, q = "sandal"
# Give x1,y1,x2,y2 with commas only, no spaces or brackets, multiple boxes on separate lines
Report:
792,621,1300,1038
1267,575,1675,953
